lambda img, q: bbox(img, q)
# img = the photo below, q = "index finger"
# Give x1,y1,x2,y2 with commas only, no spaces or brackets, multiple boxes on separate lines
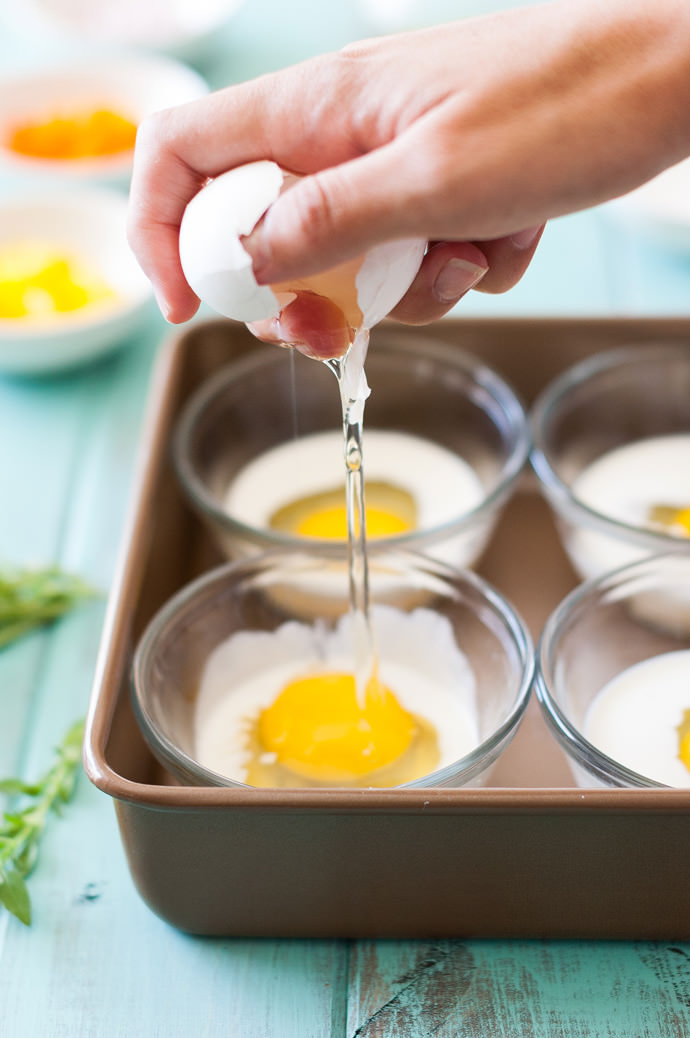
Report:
127,58,367,319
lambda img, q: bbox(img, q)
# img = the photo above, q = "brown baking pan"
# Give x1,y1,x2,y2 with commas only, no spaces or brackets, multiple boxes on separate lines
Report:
84,315,690,938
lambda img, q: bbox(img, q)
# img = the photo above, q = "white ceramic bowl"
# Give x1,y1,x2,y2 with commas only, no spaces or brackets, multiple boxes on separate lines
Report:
0,53,208,185
0,187,154,374
6,0,247,58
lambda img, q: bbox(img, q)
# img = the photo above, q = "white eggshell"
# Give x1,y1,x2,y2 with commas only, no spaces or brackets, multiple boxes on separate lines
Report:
179,160,283,321
356,237,427,328
179,158,426,331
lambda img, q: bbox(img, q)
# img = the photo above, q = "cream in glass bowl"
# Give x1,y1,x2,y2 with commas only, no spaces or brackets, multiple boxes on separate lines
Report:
537,553,690,788
530,343,690,582
131,549,534,790
173,329,530,584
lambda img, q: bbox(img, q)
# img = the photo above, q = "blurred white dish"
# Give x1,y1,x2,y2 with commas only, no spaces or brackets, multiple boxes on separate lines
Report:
0,187,154,375
356,0,552,31
5,0,246,57
605,158,690,252
0,53,208,186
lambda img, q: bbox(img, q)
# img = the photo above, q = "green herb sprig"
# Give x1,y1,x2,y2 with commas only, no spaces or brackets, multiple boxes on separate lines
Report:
0,719,84,925
0,567,96,649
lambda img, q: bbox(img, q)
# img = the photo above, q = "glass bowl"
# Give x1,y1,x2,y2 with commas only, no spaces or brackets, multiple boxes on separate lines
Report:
530,343,690,581
172,329,529,570
131,549,534,790
536,553,690,788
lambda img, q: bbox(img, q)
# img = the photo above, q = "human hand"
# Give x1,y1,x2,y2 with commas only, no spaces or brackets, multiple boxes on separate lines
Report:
127,0,690,325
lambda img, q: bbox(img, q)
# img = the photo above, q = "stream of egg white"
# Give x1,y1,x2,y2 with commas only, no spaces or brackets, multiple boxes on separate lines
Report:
287,348,300,441
325,341,377,705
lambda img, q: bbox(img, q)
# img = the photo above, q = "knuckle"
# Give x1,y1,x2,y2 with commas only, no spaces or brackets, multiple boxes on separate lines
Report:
283,172,341,248
132,109,169,156
417,143,459,199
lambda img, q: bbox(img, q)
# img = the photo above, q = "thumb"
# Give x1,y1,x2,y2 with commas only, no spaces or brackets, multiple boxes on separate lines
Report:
246,144,424,285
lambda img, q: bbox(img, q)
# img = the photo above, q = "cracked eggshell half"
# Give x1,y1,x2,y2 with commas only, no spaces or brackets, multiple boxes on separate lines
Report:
179,160,283,321
178,160,426,326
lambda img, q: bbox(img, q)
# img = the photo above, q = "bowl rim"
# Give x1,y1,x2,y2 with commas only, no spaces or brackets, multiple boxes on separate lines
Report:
131,547,535,790
535,550,690,789
529,341,690,552
172,331,531,557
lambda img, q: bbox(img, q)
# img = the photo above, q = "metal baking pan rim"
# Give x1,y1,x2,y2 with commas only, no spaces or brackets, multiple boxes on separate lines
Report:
82,743,690,813
83,314,690,817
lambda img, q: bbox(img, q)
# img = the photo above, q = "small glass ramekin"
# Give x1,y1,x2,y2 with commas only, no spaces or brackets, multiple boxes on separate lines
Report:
530,343,690,582
536,553,690,787
131,549,534,790
172,329,529,570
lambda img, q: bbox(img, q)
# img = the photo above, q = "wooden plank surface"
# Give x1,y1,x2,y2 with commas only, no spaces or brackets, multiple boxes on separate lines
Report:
348,941,690,1037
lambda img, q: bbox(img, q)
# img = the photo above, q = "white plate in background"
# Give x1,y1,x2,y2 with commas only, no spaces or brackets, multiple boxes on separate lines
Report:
2,0,246,59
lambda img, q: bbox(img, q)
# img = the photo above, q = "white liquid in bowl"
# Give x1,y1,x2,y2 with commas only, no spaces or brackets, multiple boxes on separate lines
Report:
584,648,690,787
567,434,690,579
224,428,486,557
194,604,480,788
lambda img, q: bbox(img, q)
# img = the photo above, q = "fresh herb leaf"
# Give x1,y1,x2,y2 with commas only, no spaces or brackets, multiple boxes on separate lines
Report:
0,567,96,650
0,719,84,925
1,868,31,926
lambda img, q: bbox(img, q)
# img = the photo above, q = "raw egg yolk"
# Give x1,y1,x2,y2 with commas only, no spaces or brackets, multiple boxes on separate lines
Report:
269,480,417,540
678,709,690,772
680,729,690,772
298,505,408,539
673,508,690,536
257,670,417,783
9,108,137,160
0,243,114,319
648,504,690,537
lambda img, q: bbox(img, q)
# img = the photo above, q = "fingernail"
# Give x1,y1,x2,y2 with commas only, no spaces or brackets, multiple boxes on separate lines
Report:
510,225,542,249
434,258,488,303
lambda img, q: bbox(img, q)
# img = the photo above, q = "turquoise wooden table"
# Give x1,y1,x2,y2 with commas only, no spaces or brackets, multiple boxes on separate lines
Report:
1,2,690,1035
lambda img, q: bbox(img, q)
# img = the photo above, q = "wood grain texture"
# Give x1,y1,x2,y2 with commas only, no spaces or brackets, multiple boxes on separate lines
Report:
347,941,690,1037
